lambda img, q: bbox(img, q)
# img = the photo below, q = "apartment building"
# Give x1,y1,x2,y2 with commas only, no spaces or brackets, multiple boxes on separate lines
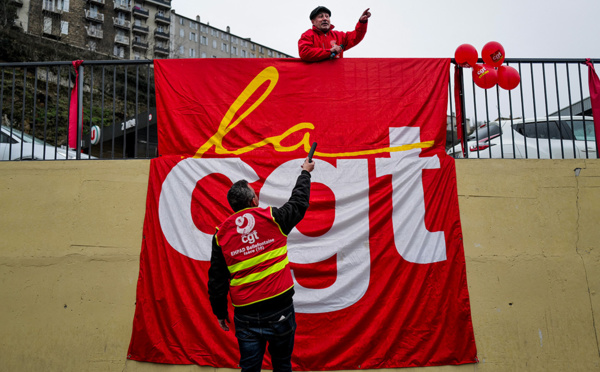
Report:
15,0,172,60
11,1,291,60
170,11,293,59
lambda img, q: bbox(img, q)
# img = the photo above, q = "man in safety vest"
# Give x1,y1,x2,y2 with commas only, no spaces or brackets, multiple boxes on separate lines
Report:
208,157,314,372
298,6,371,62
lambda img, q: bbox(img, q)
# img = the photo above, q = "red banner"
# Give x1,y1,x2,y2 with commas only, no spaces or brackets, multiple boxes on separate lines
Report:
128,58,477,370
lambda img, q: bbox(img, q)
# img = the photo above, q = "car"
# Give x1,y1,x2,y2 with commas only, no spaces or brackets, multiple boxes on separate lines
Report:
447,116,597,159
0,125,86,160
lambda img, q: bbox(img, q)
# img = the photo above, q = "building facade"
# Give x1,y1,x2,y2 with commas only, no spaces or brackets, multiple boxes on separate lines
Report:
12,1,291,60
169,11,292,59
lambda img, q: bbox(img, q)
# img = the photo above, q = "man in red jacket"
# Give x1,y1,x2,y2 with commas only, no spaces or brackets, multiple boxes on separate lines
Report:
298,6,371,62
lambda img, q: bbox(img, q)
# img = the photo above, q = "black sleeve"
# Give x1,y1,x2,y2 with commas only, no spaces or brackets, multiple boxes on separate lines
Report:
272,170,312,235
207,235,230,320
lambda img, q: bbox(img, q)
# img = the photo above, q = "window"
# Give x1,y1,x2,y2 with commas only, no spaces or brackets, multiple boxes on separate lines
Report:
210,29,215,36
179,17,184,25
232,46,237,56
268,50,272,57
259,46,263,53
189,21,197,30
201,52,206,58
241,50,246,58
569,120,596,141
201,35,207,45
221,43,228,52
517,121,561,139
134,52,141,60
201,25,207,33
189,48,196,57
212,40,217,49
190,32,196,42
88,40,97,51
180,29,184,37
1,132,17,144
43,17,52,34
179,45,184,55
60,21,68,34
114,45,125,58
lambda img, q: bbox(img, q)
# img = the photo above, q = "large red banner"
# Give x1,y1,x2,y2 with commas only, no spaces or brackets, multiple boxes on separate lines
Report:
128,58,477,370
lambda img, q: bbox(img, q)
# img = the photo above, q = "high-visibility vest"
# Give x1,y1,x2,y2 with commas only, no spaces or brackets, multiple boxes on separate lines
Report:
216,207,293,307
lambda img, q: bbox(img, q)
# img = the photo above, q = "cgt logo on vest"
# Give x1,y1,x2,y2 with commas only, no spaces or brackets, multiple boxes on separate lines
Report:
236,213,259,244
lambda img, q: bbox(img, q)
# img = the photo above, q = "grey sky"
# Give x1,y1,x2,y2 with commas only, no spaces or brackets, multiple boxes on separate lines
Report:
170,0,600,59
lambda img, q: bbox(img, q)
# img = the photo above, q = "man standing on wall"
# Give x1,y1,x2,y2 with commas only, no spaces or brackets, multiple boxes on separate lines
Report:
298,6,371,62
208,158,315,372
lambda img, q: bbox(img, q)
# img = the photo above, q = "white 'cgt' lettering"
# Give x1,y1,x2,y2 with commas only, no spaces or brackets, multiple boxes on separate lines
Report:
158,158,259,261
157,127,446,314
375,127,446,264
260,159,371,314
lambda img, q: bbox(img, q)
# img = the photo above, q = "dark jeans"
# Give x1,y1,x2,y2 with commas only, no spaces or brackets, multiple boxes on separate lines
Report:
233,304,296,372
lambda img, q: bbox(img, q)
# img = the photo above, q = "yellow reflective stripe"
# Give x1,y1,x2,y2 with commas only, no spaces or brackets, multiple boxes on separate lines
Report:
230,256,289,286
228,245,287,273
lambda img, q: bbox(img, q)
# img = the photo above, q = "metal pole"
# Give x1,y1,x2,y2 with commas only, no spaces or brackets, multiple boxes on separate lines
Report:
77,64,84,159
458,67,469,158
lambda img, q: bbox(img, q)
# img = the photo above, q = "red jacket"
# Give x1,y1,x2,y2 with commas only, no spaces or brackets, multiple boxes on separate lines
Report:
298,21,368,62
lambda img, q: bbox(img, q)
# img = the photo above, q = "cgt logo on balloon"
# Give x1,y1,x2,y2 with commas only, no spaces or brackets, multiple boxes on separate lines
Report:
158,126,446,315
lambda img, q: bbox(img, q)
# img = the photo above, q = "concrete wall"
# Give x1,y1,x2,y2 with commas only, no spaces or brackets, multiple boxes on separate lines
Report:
0,159,599,371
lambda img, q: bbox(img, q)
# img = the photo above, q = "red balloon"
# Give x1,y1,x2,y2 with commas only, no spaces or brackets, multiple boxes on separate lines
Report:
472,64,498,89
482,41,505,67
454,44,478,68
498,65,521,90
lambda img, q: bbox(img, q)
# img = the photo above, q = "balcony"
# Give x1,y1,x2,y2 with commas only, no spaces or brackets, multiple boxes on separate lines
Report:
154,45,169,55
114,2,131,12
86,27,103,39
87,0,105,5
42,2,63,14
154,13,170,25
132,24,149,34
154,29,169,40
113,17,131,29
132,40,149,50
132,6,149,18
85,9,104,22
114,34,130,45
145,0,171,8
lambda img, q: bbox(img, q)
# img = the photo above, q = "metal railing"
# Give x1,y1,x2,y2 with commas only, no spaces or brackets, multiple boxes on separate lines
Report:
0,60,156,160
0,58,597,161
447,58,599,159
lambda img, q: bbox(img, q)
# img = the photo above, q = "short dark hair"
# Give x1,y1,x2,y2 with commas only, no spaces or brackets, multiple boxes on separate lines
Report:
227,180,255,212
310,6,331,20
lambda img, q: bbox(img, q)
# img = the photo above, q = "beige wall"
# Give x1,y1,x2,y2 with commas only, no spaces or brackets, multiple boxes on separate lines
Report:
0,159,599,371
